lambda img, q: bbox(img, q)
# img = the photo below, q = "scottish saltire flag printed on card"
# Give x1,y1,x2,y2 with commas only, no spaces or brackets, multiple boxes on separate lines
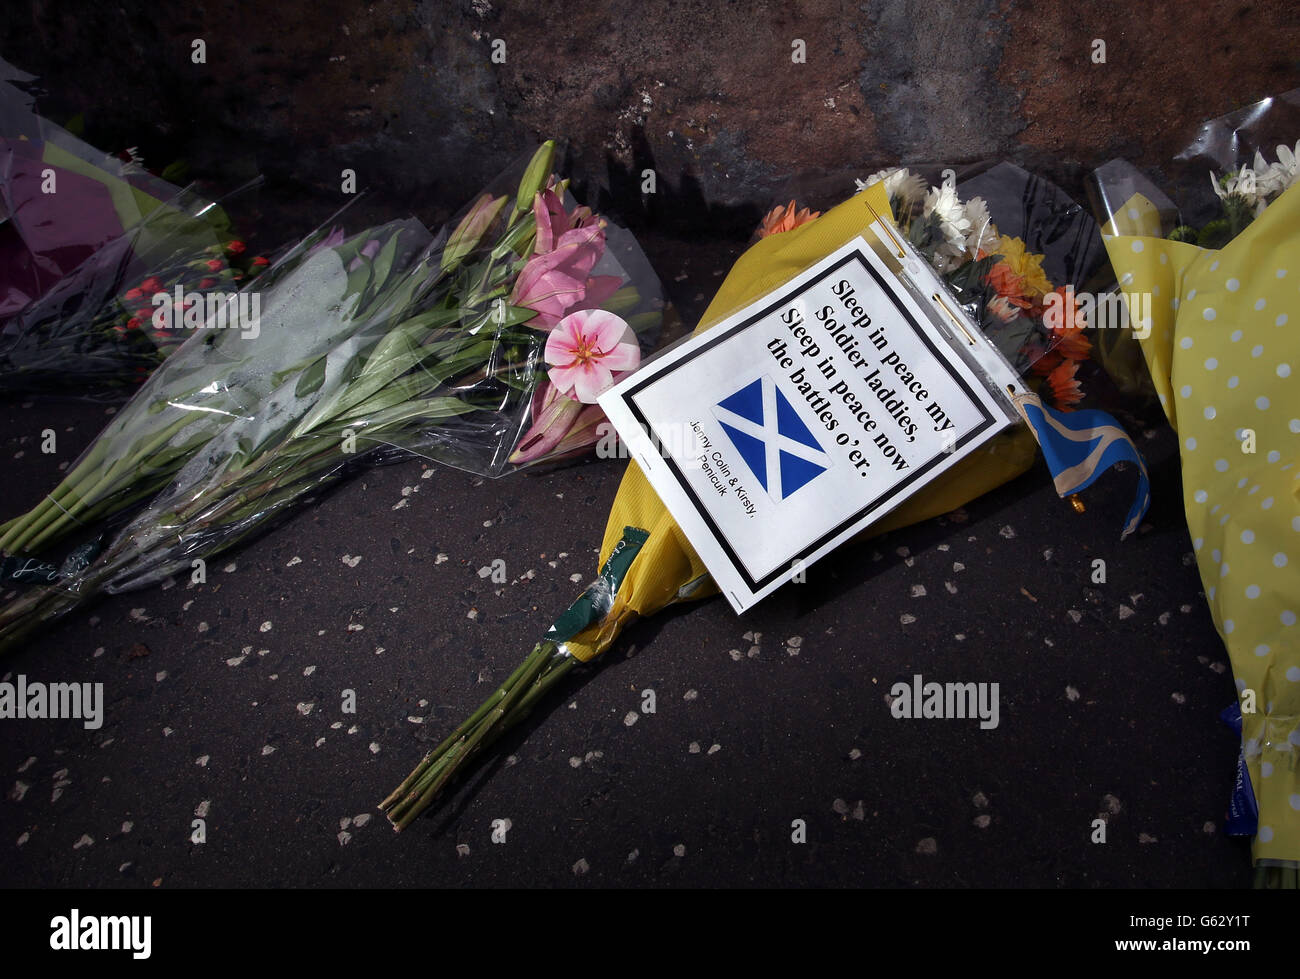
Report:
599,236,1021,612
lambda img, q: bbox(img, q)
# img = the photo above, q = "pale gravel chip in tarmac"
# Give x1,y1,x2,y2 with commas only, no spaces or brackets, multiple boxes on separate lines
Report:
916,837,938,855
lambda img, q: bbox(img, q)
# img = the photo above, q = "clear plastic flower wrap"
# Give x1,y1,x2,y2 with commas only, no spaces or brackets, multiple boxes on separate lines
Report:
0,55,197,324
0,177,277,399
842,161,1111,411
0,141,668,651
1086,89,1300,402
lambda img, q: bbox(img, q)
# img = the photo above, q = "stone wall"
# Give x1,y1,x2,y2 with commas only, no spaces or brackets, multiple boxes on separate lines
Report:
5,0,1297,231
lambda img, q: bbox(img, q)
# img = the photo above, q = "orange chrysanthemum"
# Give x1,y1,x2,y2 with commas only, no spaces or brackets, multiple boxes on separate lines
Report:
1042,286,1093,362
1052,327,1092,362
1047,359,1084,410
984,261,1033,308
758,200,821,238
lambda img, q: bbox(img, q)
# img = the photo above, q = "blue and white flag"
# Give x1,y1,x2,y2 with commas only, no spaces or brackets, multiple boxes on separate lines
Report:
713,376,830,500
1013,392,1150,538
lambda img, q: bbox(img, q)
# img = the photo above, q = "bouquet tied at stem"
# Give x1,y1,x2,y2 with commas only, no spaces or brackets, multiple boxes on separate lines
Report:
0,141,669,653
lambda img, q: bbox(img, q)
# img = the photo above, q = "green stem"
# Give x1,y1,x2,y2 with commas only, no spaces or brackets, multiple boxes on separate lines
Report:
383,644,577,831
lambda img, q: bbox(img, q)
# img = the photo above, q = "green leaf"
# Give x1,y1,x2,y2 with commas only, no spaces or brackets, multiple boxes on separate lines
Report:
294,357,328,399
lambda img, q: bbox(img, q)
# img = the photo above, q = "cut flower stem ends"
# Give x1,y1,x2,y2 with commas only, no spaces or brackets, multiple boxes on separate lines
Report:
379,640,575,831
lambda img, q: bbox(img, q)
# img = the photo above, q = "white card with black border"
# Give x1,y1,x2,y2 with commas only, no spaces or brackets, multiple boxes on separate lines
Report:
598,234,1020,613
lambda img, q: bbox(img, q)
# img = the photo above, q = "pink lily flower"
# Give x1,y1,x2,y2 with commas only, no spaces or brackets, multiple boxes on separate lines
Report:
532,185,596,255
510,223,606,330
544,308,640,404
508,378,610,465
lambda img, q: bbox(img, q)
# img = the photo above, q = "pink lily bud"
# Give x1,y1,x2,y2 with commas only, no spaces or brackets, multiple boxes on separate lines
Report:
508,378,584,464
442,193,507,271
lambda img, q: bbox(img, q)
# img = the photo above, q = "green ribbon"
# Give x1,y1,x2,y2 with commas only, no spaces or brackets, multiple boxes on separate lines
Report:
545,526,648,644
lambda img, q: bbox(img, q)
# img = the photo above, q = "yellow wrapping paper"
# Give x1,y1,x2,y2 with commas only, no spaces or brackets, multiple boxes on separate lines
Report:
1104,184,1300,866
564,181,1039,660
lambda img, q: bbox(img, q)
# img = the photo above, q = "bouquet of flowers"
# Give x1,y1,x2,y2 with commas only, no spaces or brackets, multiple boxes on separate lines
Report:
381,176,1148,831
0,179,275,398
1090,90,1300,884
0,55,193,322
847,163,1113,412
0,141,666,651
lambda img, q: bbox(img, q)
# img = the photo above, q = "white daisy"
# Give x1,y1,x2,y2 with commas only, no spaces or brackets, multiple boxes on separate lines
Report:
962,196,999,256
856,167,927,212
1254,140,1300,200
1211,165,1264,209
923,182,972,251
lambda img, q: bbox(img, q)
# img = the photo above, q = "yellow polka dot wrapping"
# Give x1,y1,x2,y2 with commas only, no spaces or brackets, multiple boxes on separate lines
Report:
1104,184,1300,867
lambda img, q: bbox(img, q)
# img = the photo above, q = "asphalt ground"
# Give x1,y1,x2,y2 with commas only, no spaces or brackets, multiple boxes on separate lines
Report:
0,230,1253,888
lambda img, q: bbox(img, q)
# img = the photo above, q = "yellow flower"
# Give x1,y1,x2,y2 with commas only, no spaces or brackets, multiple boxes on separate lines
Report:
994,235,1051,298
